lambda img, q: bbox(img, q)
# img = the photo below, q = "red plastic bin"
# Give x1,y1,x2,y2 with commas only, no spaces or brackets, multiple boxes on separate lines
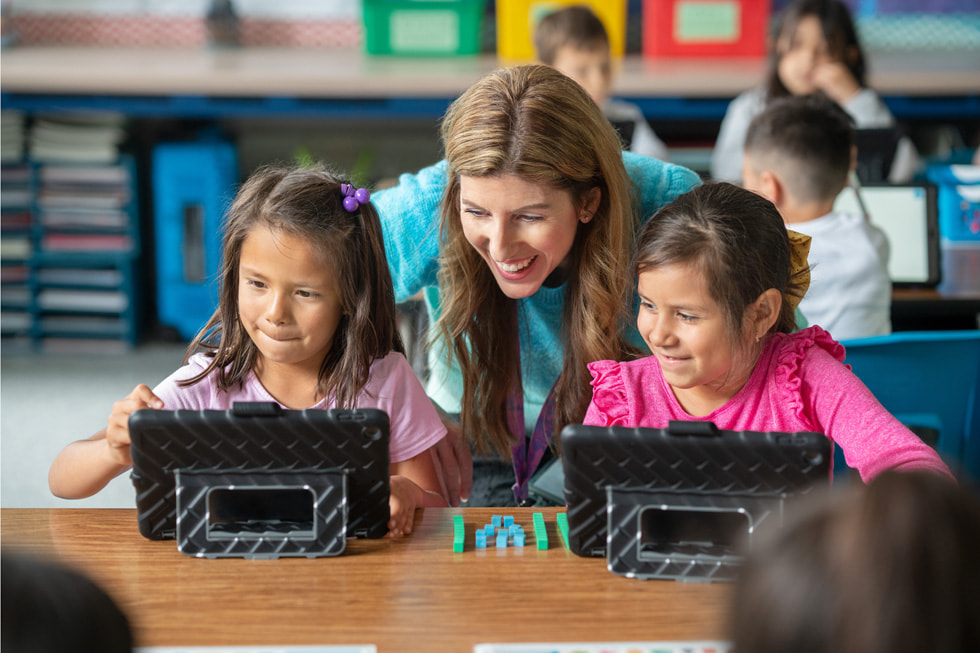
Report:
643,0,770,58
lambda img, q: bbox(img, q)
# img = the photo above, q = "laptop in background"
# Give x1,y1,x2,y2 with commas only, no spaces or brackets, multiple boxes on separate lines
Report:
833,183,941,288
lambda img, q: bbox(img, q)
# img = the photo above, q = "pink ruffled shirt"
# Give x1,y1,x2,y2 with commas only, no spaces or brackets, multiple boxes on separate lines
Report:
584,326,952,482
152,351,446,464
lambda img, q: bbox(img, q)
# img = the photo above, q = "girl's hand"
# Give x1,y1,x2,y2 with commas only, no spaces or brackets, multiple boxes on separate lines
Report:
105,384,163,466
813,60,861,105
387,475,424,537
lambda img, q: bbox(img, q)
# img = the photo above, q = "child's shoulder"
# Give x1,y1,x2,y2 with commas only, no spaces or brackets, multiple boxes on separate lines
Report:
587,355,662,386
769,326,847,374
369,350,410,373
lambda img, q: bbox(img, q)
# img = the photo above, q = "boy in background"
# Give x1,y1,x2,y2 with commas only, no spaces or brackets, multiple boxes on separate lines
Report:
533,5,668,161
741,92,891,340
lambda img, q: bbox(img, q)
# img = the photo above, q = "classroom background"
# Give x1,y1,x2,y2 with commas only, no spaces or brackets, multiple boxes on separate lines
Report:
2,0,978,509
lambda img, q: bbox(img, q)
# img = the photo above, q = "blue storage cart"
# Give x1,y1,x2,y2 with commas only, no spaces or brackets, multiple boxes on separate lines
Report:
152,141,237,341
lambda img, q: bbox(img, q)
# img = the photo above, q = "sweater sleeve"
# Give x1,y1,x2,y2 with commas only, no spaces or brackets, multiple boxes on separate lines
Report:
372,161,448,303
583,360,632,427
622,150,702,222
787,327,954,482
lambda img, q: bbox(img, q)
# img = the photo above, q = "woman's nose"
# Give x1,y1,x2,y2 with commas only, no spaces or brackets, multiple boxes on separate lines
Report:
486,217,515,259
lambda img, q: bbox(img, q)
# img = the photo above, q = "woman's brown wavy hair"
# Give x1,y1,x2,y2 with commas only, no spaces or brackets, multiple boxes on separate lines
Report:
436,64,637,458
181,164,403,408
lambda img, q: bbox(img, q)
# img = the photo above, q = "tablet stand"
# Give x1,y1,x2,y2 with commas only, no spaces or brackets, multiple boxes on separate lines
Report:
175,468,348,559
605,486,789,582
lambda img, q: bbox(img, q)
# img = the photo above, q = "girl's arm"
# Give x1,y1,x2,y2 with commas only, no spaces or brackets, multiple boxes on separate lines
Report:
387,448,448,537
801,350,954,482
48,384,163,499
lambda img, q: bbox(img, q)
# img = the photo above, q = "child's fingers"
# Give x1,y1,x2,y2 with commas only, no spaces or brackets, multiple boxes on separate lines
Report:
127,384,164,409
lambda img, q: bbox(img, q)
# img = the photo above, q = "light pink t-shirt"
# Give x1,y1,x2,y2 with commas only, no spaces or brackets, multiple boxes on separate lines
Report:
584,326,952,482
152,351,446,464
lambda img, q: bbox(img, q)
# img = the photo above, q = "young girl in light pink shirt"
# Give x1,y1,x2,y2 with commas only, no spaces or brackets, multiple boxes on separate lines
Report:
49,166,448,534
584,182,951,482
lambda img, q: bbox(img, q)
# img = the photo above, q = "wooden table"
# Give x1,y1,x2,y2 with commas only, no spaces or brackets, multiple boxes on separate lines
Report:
1,508,731,652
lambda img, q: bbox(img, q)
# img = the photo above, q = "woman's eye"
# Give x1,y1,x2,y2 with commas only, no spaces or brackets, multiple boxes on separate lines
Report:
640,301,656,311
296,290,316,299
678,312,697,323
246,279,265,289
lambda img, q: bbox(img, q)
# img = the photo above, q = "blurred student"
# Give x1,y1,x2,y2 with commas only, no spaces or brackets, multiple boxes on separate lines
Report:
711,0,919,183
732,471,980,653
2,552,134,653
742,92,891,340
534,5,669,161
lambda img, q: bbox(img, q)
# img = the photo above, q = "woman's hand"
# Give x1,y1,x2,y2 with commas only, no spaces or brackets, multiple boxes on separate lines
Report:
429,407,473,506
104,384,163,466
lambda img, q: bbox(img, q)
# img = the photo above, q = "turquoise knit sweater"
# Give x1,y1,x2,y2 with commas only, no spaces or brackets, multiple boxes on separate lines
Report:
373,152,702,432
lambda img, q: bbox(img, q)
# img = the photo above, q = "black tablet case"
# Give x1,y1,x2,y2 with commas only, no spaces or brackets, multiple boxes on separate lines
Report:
561,422,830,567
129,403,390,543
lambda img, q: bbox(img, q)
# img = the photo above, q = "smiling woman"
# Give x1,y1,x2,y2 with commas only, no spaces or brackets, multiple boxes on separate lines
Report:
373,64,701,506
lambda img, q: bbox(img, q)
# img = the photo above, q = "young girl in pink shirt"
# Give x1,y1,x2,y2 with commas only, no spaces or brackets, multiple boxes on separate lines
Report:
584,182,951,482
49,165,448,534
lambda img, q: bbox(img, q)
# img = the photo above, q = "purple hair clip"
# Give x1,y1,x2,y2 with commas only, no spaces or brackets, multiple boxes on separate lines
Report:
340,183,370,212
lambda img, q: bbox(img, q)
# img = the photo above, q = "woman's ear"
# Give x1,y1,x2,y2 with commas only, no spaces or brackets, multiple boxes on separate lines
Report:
580,186,602,223
747,288,783,339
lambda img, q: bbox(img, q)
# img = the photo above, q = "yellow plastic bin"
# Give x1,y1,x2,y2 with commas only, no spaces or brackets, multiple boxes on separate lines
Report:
496,0,627,62
363,0,487,56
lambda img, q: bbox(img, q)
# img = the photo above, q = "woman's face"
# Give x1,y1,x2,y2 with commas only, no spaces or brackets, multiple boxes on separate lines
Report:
459,174,598,299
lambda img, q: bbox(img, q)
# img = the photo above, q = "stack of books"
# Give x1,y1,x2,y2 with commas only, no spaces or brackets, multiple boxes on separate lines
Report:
1,110,26,163
37,163,134,254
1,161,32,346
29,112,126,164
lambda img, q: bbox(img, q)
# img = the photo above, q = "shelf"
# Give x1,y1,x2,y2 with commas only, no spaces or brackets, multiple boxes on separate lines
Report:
2,47,978,120
1,153,143,350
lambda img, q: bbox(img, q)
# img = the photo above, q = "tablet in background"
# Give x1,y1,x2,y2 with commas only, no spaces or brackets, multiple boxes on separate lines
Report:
833,183,941,288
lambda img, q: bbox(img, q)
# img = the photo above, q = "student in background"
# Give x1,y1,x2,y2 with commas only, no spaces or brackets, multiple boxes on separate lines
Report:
2,552,134,653
583,183,951,483
732,471,980,653
373,65,700,506
710,0,919,183
742,92,891,340
533,5,669,161
48,165,447,536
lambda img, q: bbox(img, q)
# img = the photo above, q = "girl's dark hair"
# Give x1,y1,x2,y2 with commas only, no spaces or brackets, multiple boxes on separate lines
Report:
1,552,133,653
183,164,404,409
634,182,804,345
765,0,867,103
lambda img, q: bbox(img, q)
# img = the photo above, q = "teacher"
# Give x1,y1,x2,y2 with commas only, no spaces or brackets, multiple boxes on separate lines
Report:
373,64,701,506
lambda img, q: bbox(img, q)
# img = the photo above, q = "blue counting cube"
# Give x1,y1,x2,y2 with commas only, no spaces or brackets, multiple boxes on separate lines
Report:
514,533,525,547
491,515,502,528
503,515,515,527
475,531,487,548
496,532,509,548
484,524,495,537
